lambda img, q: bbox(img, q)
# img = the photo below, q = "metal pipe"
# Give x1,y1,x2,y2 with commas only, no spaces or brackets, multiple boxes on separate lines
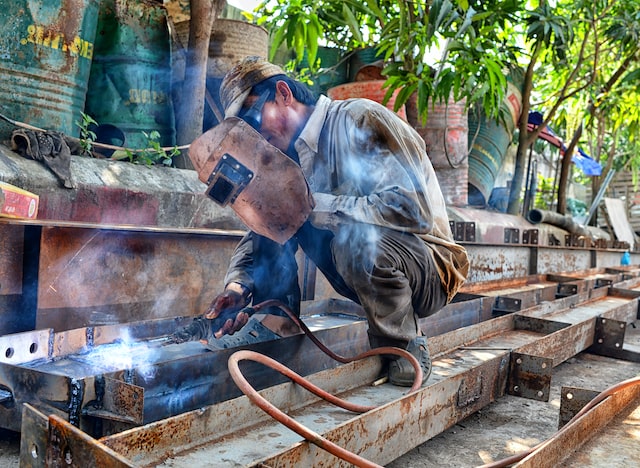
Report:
526,208,591,237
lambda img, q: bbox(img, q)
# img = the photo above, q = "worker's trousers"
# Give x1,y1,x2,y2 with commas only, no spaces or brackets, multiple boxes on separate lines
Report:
251,221,447,347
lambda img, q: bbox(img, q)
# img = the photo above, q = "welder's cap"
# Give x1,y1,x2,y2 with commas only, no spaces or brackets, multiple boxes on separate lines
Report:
219,56,286,118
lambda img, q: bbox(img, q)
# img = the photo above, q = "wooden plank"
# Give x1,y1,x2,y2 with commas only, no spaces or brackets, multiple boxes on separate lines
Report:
603,198,637,249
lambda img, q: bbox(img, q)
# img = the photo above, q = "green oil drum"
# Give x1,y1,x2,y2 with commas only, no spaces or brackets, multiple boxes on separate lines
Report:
0,0,100,140
467,68,525,206
84,0,175,150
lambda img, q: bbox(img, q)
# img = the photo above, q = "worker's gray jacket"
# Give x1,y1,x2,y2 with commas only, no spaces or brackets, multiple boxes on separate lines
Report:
226,95,469,302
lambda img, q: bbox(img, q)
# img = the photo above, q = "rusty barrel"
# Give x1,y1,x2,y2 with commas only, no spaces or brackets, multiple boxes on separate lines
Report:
407,95,469,207
84,0,175,150
0,0,100,140
327,81,407,121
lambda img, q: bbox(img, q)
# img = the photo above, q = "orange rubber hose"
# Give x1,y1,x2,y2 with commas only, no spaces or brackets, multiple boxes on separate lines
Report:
227,299,424,466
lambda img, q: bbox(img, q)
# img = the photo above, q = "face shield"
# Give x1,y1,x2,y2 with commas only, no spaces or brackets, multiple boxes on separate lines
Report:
189,117,314,244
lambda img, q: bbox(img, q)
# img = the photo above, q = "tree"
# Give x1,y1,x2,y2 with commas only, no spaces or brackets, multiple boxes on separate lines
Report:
250,0,640,215
174,0,226,168
516,0,640,216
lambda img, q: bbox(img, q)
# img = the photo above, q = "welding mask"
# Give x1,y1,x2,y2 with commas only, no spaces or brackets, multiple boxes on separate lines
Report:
189,117,314,244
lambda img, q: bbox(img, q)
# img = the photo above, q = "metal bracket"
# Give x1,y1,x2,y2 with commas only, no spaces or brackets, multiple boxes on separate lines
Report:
452,221,476,242
556,283,578,299
558,386,600,429
594,278,613,289
514,316,570,334
507,352,553,401
565,234,589,248
548,233,561,246
82,377,144,425
589,317,640,362
522,229,538,245
504,228,520,244
492,297,522,317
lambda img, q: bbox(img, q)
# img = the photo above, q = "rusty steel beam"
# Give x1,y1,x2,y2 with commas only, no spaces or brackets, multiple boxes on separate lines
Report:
18,282,640,466
20,404,135,468
2,280,584,435
36,225,241,332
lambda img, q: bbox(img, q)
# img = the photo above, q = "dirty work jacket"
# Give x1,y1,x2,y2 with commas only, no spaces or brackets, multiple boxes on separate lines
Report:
225,95,469,303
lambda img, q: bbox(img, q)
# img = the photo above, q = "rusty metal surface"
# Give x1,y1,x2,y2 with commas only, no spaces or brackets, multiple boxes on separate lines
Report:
19,404,49,468
1,310,370,433
46,412,135,467
465,244,531,282
37,225,240,331
83,377,144,425
0,223,24,295
15,275,640,466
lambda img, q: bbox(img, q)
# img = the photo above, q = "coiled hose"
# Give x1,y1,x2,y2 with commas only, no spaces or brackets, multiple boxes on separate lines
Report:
226,299,424,467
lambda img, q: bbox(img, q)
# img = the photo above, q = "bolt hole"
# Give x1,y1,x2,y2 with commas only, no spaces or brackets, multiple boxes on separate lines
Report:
31,444,38,459
516,358,522,364
567,392,573,400
5,347,14,359
29,343,38,354
537,391,543,397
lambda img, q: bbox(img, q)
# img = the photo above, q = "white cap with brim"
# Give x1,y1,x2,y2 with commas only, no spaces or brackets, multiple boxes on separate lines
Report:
219,56,286,119
224,88,252,119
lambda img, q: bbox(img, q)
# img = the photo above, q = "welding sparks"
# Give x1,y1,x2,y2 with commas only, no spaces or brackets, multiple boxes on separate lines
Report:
79,329,158,381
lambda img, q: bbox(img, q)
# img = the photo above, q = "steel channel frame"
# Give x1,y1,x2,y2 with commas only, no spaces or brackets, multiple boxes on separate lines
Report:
2,273,605,435
18,280,640,466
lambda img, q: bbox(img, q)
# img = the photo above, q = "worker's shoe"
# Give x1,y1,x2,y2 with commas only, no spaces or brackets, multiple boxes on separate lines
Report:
387,336,431,387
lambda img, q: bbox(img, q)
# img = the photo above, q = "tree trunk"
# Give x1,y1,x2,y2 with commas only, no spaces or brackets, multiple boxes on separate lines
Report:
507,45,541,215
556,52,637,214
173,0,226,169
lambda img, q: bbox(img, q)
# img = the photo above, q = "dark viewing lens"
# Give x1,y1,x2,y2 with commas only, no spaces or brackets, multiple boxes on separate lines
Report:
239,92,270,131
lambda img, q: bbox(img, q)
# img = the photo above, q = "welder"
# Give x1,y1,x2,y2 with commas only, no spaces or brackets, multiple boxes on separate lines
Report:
179,56,469,387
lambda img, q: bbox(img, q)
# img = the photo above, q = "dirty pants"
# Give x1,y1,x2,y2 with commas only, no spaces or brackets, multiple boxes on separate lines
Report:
252,221,448,347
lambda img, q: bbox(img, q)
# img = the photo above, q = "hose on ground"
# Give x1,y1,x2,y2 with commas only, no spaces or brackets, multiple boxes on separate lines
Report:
477,375,640,468
227,299,424,467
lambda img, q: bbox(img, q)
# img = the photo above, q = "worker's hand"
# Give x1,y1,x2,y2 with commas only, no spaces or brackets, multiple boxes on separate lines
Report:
204,288,249,320
212,309,251,339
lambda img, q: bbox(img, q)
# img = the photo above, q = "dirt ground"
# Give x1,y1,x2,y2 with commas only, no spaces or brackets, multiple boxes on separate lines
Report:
2,326,639,467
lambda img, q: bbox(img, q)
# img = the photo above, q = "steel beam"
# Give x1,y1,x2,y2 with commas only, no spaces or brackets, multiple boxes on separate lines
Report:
18,283,640,466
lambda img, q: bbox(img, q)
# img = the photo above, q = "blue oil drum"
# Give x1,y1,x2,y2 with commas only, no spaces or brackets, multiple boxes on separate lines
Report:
84,0,175,150
0,0,100,140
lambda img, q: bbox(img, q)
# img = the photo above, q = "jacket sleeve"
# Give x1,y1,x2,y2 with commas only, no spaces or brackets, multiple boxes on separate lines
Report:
223,232,256,291
309,105,433,234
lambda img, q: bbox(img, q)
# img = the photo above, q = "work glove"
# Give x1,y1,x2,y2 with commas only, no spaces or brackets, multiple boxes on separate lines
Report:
204,288,252,339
